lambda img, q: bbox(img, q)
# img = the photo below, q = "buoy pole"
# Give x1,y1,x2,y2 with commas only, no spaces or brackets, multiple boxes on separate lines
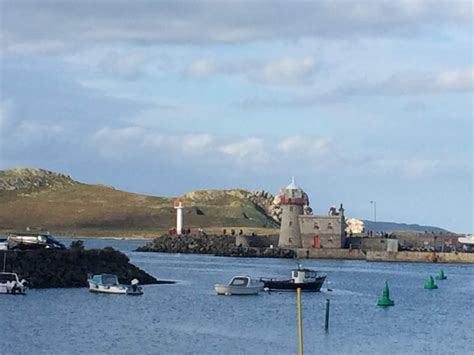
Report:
297,287,304,355
325,298,330,331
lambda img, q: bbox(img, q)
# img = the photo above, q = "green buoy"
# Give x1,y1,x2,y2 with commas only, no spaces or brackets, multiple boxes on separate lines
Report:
424,275,438,289
435,270,447,280
377,281,395,306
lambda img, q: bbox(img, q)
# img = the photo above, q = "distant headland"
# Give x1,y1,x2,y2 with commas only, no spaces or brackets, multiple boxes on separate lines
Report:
0,167,450,238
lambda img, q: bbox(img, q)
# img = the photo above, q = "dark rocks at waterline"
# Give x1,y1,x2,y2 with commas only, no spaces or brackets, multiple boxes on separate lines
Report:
2,247,159,288
136,234,295,259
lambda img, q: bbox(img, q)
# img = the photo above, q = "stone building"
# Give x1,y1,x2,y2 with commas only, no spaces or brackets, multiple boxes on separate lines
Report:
277,179,346,249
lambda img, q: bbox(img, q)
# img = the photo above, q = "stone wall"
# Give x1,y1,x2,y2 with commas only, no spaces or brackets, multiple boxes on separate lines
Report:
345,236,393,252
296,248,366,260
295,248,474,263
391,232,460,250
137,234,294,258
367,251,474,264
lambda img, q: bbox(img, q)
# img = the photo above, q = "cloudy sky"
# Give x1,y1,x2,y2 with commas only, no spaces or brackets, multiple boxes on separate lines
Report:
0,1,472,232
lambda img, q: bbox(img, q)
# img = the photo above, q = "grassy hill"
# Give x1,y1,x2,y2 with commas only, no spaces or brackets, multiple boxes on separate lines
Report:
0,168,278,237
0,167,449,238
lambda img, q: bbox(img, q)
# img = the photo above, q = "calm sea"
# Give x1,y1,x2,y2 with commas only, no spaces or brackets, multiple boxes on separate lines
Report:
1,238,473,354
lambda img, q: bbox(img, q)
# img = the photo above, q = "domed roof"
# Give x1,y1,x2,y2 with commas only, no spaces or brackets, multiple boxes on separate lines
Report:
286,177,299,190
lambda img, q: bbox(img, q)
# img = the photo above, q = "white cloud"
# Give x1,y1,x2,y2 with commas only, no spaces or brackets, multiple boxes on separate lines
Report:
181,134,214,152
2,1,472,55
98,52,147,80
337,66,474,96
186,59,218,78
92,126,147,158
257,57,316,86
92,127,215,159
434,67,474,91
278,135,331,155
219,137,268,162
18,121,64,137
361,158,441,178
185,56,317,86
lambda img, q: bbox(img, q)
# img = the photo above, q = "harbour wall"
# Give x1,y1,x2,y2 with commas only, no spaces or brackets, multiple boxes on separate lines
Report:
295,248,474,264
137,233,295,258
366,251,474,264
296,248,366,260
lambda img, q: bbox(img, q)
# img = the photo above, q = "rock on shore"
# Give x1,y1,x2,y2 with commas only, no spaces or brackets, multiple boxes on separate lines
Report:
136,233,295,258
3,247,158,288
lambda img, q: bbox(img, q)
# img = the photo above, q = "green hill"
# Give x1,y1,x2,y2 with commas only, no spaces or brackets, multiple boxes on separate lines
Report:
0,168,278,237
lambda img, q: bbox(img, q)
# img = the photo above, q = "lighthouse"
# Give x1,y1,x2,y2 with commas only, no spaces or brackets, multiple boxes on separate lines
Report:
174,199,184,235
278,178,307,248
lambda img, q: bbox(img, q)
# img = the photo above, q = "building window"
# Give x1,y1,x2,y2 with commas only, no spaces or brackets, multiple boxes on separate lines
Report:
289,221,292,227
290,206,293,212
313,222,319,230
327,223,333,230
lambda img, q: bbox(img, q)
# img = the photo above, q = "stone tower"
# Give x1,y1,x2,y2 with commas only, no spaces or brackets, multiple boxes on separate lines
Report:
278,178,308,248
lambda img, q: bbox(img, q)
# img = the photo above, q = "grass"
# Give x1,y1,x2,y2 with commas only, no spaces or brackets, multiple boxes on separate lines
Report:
0,182,279,238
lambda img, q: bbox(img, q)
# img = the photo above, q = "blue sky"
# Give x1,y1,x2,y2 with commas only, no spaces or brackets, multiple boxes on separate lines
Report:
0,1,472,233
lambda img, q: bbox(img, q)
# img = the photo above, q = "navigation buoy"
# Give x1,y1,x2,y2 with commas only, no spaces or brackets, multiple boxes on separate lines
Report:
435,270,447,280
377,281,395,306
424,275,438,289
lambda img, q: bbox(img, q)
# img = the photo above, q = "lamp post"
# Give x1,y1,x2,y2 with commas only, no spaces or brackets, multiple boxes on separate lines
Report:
370,200,377,224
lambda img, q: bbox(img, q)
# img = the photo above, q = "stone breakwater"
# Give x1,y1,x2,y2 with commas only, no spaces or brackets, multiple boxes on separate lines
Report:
3,247,159,288
136,234,295,258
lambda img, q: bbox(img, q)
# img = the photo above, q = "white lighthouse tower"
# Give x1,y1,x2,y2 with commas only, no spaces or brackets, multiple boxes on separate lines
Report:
174,199,184,235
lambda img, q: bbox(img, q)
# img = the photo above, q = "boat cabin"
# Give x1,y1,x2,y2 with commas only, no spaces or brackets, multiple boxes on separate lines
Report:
90,274,120,286
0,272,20,283
230,276,249,287
291,268,318,284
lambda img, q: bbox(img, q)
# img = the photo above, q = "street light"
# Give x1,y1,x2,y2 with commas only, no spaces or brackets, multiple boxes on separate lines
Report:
370,200,377,224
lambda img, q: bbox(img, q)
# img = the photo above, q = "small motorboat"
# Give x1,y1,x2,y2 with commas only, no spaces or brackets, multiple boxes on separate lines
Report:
260,266,326,292
88,274,143,295
214,275,264,296
0,272,28,295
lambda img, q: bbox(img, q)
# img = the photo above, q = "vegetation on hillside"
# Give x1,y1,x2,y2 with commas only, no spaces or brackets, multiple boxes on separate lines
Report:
0,168,278,237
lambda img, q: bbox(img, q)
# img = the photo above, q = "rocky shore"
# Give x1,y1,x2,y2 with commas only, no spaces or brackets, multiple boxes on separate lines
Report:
136,233,295,258
3,246,160,288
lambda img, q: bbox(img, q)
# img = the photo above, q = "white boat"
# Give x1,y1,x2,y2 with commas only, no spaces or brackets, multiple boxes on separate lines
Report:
0,272,28,295
88,274,143,295
214,275,264,295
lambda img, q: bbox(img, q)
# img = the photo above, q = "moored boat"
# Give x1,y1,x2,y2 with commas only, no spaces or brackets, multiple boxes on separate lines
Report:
214,275,264,295
260,266,326,292
0,272,28,295
88,274,143,295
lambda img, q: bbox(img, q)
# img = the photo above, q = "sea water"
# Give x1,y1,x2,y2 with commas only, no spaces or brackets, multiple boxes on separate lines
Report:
1,239,473,354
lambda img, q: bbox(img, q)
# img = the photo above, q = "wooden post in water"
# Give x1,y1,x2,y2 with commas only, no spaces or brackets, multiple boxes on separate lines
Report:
297,287,304,355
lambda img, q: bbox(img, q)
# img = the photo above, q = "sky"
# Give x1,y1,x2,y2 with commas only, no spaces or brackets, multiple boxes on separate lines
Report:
0,0,472,233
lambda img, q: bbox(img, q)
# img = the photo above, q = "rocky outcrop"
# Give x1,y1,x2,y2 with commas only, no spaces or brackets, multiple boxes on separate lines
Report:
3,247,159,288
248,189,312,224
137,234,295,258
0,167,77,191
248,190,282,223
